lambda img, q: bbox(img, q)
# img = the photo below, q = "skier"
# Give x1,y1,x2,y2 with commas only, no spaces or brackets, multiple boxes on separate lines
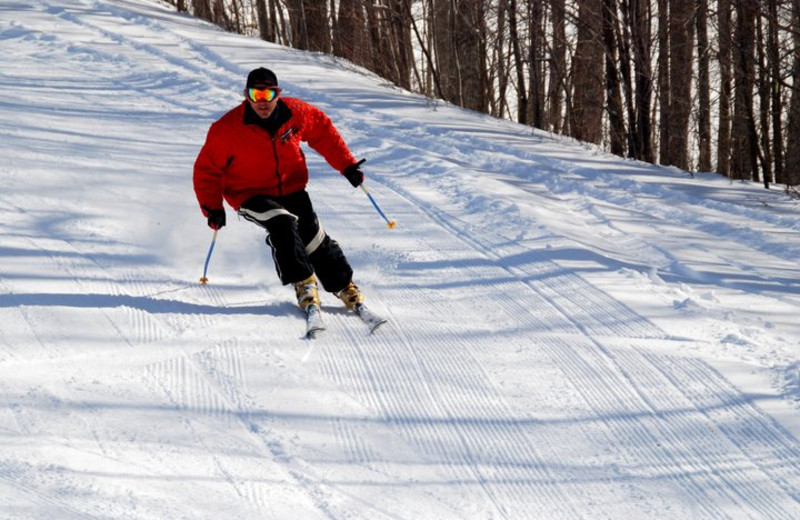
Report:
193,67,368,315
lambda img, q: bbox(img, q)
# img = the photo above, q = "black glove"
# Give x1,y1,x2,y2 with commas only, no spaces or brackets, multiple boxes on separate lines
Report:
342,159,366,188
206,208,226,230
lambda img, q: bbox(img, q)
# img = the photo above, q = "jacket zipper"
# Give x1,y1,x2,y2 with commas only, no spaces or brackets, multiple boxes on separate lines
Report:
271,136,282,197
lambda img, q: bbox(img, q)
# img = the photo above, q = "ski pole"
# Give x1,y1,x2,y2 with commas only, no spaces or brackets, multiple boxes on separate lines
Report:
361,184,397,229
199,229,218,285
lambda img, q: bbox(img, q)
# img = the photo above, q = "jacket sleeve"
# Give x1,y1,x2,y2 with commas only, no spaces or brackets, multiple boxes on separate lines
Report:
300,102,357,173
193,122,228,216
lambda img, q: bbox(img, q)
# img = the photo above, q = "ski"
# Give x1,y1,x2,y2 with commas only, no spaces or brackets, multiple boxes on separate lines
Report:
304,304,326,339
354,303,387,334
302,303,386,338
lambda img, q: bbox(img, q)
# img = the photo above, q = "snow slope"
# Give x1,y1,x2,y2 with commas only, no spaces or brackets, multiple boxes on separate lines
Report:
2,1,800,518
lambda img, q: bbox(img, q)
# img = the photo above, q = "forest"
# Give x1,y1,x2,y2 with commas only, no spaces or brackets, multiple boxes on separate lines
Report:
165,1,800,192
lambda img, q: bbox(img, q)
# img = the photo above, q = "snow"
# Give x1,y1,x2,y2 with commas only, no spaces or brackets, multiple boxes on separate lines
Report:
2,1,800,518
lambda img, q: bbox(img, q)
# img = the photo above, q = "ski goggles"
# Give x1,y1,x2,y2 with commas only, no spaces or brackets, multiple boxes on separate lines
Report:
247,87,281,103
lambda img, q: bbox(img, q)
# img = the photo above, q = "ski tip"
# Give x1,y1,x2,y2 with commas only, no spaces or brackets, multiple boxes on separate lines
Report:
368,320,388,335
304,304,326,339
305,324,326,340
355,303,388,334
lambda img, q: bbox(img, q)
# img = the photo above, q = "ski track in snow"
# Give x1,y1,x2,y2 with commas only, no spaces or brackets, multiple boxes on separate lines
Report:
2,1,800,518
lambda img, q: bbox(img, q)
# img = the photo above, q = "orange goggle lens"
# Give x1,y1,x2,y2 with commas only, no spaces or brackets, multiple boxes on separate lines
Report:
247,88,279,103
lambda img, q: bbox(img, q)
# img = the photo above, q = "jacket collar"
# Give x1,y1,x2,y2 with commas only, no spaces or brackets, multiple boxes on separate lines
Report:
243,99,292,136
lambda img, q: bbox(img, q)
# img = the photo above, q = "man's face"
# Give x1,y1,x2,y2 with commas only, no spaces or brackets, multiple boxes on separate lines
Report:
245,85,280,119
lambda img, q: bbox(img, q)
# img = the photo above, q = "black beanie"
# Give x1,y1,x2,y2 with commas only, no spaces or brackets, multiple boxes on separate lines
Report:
246,67,278,88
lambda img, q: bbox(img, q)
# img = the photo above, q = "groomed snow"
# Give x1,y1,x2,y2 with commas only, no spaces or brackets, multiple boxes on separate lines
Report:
1,1,800,518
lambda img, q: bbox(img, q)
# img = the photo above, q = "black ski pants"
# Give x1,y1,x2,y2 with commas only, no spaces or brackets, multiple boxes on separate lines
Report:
238,190,353,294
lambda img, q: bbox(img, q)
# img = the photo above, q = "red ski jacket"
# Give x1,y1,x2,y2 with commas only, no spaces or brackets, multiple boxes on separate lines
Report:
193,97,357,214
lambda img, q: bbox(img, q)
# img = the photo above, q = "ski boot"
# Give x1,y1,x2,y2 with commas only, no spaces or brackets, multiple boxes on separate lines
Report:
336,281,365,310
294,274,320,310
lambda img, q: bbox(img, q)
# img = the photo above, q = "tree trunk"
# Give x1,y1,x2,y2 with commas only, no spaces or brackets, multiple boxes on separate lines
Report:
285,0,306,49
192,0,212,22
756,14,772,187
455,0,488,112
386,0,413,90
286,0,331,53
785,0,800,186
717,0,732,177
366,3,390,79
432,0,460,105
657,0,669,164
494,0,509,118
696,0,712,172
571,0,605,144
255,0,272,42
306,1,331,53
666,0,694,170
730,0,758,181
527,0,544,127
548,0,567,133
604,0,626,156
407,0,444,99
767,0,784,183
228,0,242,33
617,0,638,158
211,0,230,30
508,0,527,123
630,0,653,162
334,0,371,70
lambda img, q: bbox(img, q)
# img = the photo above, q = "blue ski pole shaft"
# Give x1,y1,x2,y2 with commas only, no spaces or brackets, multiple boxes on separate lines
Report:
361,184,397,229
199,229,218,285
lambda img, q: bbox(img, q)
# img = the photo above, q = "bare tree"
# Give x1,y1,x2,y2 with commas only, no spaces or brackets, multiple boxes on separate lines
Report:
431,0,460,105
657,0,669,164
306,1,331,53
508,0,528,123
527,0,545,127
334,0,372,70
615,0,637,157
696,0,711,172
666,0,695,170
730,0,759,181
603,0,626,156
548,0,567,133
385,0,414,90
625,0,653,162
717,0,733,177
192,0,212,22
406,0,444,98
756,10,772,187
786,0,800,187
767,0,784,183
493,0,510,118
285,0,330,53
457,1,489,112
255,0,270,41
571,0,605,144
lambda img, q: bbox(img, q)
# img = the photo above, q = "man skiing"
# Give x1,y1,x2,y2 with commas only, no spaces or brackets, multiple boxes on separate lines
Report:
193,67,367,316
